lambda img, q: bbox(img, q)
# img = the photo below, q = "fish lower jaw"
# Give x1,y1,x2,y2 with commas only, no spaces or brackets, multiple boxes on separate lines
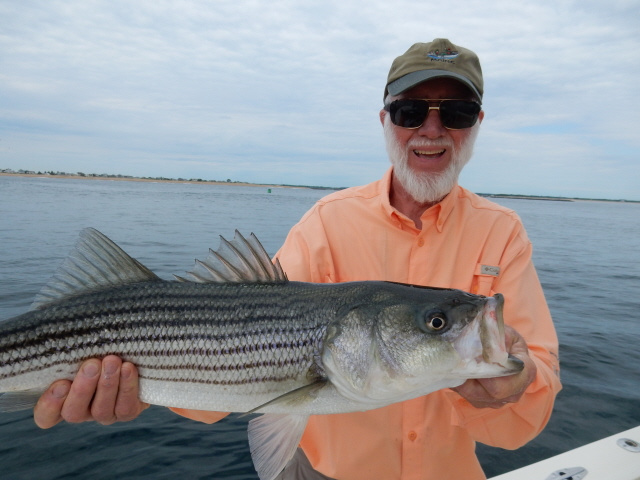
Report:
456,356,521,379
327,370,475,408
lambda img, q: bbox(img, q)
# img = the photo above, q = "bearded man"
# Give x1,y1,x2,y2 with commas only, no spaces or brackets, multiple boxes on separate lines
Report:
270,39,562,479
34,39,561,480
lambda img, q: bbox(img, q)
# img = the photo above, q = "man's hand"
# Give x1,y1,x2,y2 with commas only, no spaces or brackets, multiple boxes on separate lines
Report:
452,326,537,409
34,355,149,429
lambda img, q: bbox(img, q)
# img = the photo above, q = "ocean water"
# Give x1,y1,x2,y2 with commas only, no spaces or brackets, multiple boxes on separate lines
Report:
0,175,639,479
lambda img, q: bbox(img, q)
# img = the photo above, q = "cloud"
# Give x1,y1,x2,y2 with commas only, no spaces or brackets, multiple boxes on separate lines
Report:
1,0,639,199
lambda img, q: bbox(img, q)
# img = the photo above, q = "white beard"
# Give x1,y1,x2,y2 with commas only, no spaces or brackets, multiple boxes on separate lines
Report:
383,116,479,204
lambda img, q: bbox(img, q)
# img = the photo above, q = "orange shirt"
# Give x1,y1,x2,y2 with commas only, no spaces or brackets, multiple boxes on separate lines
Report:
171,168,561,479
273,168,561,479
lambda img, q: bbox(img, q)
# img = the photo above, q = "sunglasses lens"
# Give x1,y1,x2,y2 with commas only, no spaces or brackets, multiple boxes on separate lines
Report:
387,100,480,129
388,100,429,129
439,100,481,129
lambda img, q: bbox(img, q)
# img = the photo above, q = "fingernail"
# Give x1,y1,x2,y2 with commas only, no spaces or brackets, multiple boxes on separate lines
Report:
52,383,70,398
121,363,132,379
104,360,119,376
82,361,100,377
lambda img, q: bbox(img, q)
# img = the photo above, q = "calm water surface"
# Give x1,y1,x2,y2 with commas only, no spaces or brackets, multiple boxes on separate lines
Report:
1,176,639,478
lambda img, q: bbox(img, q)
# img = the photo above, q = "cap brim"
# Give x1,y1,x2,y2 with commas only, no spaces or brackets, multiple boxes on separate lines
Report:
387,69,482,101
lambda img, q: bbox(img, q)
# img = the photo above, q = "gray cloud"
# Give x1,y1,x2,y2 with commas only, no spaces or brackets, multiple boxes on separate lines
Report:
1,0,639,199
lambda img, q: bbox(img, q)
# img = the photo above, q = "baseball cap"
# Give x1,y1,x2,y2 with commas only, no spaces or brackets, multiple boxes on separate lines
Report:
385,39,483,101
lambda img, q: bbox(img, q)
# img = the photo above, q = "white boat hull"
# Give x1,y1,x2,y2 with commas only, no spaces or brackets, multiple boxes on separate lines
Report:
488,425,640,480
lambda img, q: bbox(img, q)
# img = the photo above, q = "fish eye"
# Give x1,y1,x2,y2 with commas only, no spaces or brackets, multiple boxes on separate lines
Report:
422,310,448,332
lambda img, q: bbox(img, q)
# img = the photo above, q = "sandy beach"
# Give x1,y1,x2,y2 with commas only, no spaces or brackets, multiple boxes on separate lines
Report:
0,172,293,189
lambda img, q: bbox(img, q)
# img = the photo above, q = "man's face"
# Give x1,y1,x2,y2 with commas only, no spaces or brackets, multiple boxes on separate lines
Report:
380,78,484,204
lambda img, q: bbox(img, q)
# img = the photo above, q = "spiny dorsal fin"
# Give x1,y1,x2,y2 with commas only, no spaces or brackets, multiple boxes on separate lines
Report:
176,230,287,284
30,228,160,310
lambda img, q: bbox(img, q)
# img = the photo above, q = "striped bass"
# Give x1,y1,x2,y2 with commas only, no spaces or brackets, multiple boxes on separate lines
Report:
0,228,523,480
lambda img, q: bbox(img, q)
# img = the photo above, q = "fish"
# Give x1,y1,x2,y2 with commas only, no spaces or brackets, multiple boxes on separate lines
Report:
0,228,524,480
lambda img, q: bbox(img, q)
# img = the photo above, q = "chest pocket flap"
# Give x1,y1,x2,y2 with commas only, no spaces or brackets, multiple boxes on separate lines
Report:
473,263,501,296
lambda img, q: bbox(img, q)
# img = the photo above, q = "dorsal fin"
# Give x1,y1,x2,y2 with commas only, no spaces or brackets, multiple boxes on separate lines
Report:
30,228,160,310
175,230,287,284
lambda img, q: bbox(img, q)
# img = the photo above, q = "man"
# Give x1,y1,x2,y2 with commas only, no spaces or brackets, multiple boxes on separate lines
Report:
34,39,561,479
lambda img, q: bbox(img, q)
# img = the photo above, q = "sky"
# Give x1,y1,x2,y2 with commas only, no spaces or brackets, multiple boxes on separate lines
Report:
1,0,639,200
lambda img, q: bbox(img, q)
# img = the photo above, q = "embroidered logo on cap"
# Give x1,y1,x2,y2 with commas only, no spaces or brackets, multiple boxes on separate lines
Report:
427,48,459,62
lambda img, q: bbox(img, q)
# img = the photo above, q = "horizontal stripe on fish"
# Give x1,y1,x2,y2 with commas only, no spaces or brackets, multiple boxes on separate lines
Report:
1,339,317,372
3,360,312,386
0,228,525,480
1,323,322,366
1,284,325,335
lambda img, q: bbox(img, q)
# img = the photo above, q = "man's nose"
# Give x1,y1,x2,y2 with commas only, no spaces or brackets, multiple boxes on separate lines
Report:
417,107,445,137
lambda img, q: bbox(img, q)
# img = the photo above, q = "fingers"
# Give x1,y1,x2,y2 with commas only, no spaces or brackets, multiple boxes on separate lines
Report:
452,326,538,409
90,356,124,425
452,379,514,409
452,379,506,409
457,375,528,409
61,358,102,423
34,381,71,429
503,326,529,357
88,356,149,424
34,356,147,429
114,362,150,422
462,361,536,408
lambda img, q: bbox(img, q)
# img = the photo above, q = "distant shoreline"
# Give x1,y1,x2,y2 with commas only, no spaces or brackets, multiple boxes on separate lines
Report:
1,172,637,203
0,172,329,190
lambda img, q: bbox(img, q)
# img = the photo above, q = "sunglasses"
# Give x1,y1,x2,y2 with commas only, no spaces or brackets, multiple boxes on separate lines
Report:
384,99,481,130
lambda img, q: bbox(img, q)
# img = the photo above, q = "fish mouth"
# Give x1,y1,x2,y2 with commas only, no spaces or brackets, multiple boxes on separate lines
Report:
480,294,506,363
479,294,524,373
454,294,524,375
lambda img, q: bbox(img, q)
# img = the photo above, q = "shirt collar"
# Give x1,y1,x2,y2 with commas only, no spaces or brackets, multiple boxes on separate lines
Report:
378,166,459,233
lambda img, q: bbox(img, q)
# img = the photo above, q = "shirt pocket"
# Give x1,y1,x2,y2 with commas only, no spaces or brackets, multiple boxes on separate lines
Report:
471,263,501,296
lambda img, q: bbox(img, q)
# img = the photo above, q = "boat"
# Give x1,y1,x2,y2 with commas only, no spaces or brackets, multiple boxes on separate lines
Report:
488,425,640,479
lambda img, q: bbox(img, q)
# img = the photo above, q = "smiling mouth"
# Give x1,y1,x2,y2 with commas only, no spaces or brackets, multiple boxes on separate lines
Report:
413,148,446,158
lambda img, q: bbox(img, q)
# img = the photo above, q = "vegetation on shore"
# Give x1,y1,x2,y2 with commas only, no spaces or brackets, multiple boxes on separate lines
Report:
1,169,637,203
0,169,341,191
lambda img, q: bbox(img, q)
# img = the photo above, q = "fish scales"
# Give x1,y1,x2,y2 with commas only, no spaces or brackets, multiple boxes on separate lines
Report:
0,281,370,395
0,228,525,480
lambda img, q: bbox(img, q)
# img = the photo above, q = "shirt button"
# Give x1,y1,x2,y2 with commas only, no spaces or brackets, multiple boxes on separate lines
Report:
417,238,425,247
408,431,417,441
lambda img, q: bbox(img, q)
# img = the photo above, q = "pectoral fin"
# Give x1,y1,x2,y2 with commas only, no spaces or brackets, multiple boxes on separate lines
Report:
248,413,309,480
243,379,327,416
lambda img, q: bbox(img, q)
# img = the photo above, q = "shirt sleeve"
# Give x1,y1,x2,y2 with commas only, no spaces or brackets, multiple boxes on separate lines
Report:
446,226,562,449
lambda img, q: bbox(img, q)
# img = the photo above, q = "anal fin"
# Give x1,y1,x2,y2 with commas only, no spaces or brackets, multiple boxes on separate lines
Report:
248,413,309,480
